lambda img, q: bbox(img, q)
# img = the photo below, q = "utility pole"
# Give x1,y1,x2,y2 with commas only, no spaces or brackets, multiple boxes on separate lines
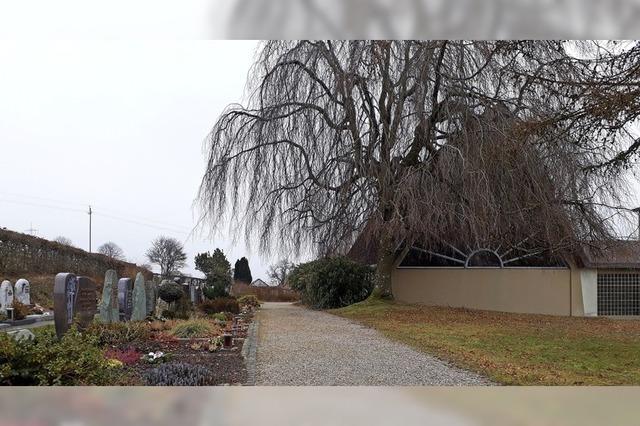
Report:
88,205,92,253
25,223,38,236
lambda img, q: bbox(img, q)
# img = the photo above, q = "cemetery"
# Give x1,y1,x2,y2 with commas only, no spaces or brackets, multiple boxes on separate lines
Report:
0,269,259,385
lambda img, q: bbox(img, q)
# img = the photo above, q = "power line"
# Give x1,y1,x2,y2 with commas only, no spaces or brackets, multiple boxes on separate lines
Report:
0,198,86,214
0,197,193,236
93,212,191,235
0,191,193,232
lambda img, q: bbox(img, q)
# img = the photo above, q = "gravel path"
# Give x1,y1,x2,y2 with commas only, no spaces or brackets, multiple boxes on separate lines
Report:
254,302,492,385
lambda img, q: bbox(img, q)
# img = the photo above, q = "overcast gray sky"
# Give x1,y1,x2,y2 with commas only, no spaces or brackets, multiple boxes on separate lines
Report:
0,40,286,279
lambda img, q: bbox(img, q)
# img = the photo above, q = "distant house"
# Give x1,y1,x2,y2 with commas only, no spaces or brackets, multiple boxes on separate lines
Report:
251,279,269,288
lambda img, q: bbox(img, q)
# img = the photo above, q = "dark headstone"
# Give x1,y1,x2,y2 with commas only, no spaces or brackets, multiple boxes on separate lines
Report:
54,274,98,337
53,273,78,337
118,278,133,321
75,276,97,329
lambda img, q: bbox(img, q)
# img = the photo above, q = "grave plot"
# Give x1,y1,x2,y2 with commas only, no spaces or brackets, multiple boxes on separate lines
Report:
0,270,259,386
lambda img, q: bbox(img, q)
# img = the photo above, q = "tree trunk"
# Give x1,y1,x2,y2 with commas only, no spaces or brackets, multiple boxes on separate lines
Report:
369,231,395,299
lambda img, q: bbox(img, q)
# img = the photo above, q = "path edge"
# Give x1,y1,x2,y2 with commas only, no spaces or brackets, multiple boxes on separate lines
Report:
241,317,259,386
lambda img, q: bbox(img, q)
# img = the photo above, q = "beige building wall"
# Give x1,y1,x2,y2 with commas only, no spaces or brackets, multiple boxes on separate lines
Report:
392,267,575,316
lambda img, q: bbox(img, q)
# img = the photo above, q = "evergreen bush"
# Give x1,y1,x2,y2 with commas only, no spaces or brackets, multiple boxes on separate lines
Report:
288,256,374,309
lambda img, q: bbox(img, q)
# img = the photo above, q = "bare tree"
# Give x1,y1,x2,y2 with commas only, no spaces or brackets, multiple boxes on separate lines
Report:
53,236,74,247
146,236,187,277
97,241,125,261
199,41,640,297
268,259,295,287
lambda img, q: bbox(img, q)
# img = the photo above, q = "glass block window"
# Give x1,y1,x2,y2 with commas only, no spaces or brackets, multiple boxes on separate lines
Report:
597,273,640,316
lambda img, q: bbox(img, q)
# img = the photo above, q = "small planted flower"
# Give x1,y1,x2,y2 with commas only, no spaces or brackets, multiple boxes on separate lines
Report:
141,351,169,364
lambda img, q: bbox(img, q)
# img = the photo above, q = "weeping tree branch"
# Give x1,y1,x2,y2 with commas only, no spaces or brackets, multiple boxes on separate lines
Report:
199,40,640,297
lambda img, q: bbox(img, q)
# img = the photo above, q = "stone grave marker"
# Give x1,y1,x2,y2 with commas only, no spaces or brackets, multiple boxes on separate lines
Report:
189,282,197,303
54,273,98,337
0,280,14,314
14,278,30,305
99,270,119,323
53,273,79,337
75,276,97,329
145,279,156,316
117,278,134,321
130,272,147,321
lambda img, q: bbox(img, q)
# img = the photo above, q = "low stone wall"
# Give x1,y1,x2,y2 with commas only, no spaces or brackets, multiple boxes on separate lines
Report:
392,267,573,316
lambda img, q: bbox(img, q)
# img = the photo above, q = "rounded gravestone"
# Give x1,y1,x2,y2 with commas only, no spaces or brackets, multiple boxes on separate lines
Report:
0,280,13,314
53,273,79,337
14,279,30,305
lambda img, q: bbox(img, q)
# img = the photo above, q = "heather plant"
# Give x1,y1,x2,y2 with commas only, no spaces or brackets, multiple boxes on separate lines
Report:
145,362,212,386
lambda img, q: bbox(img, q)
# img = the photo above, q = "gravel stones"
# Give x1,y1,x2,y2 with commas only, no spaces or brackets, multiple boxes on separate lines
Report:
254,302,493,386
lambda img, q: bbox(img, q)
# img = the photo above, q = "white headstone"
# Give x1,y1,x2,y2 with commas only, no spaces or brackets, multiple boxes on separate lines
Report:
0,280,14,314
14,279,30,305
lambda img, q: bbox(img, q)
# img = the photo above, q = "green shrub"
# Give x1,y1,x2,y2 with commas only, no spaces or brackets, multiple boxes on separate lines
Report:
158,282,183,304
203,272,231,299
170,319,215,338
237,294,260,308
0,325,119,385
86,321,151,347
199,298,240,315
289,256,374,309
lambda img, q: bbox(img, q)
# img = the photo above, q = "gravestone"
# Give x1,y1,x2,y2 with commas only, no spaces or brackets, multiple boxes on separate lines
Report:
54,273,98,337
130,272,147,321
117,278,134,321
189,282,197,303
0,280,13,314
14,279,30,305
99,270,119,323
75,276,97,329
145,279,156,316
53,273,79,337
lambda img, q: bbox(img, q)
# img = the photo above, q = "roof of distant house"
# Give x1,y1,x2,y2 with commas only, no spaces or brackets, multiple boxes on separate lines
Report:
251,279,269,287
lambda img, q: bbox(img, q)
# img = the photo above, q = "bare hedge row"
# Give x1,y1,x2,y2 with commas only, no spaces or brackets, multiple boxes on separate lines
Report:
0,228,150,280
230,281,299,302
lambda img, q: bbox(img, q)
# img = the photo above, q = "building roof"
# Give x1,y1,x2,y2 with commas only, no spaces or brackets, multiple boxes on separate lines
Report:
251,279,269,287
348,224,640,270
578,240,640,269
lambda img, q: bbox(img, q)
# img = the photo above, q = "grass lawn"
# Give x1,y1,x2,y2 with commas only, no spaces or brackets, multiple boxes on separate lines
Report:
332,299,640,385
